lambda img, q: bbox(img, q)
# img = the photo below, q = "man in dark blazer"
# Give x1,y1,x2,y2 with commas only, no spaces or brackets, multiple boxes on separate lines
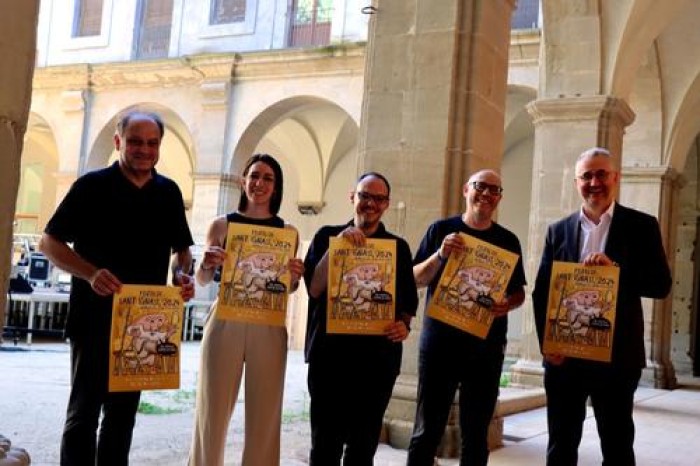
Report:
532,147,672,466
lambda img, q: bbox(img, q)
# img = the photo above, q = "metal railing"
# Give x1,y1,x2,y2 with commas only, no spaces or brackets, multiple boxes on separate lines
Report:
288,5,333,47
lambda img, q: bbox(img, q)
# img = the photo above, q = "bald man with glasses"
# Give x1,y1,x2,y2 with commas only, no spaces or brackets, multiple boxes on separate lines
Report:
304,171,418,466
407,169,526,466
532,147,672,465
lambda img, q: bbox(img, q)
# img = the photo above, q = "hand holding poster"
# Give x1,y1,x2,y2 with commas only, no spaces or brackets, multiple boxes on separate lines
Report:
216,223,297,326
109,285,183,392
543,261,619,362
327,237,396,335
427,233,519,338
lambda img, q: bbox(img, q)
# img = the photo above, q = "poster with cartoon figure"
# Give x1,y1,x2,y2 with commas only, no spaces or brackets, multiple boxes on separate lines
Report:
427,233,519,338
109,285,183,392
327,237,396,335
216,223,297,326
543,261,619,362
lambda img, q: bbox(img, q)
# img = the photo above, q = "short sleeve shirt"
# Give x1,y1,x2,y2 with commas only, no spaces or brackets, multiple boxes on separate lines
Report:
44,162,194,339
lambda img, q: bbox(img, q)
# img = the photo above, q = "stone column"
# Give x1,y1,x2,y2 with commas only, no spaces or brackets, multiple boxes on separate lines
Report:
0,0,40,337
190,173,239,244
356,0,515,454
510,96,636,386
189,76,233,243
0,1,39,464
620,166,680,388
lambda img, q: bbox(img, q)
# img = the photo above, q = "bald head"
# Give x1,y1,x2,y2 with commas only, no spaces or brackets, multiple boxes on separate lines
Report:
462,169,503,229
467,169,502,186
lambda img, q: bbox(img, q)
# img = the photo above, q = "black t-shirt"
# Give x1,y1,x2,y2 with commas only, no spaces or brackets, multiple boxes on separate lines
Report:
44,162,194,339
414,215,526,347
303,221,418,371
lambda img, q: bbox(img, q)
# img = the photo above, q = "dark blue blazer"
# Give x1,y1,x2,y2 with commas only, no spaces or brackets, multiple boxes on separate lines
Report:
532,203,672,369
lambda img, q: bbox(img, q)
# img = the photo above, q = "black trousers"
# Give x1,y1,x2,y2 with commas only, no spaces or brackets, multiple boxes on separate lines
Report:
544,362,641,466
406,341,504,466
61,336,141,466
307,353,399,466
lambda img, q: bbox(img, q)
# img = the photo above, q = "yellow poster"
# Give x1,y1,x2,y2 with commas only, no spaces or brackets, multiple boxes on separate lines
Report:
427,233,519,339
327,237,396,335
543,261,619,362
109,285,183,392
216,223,297,326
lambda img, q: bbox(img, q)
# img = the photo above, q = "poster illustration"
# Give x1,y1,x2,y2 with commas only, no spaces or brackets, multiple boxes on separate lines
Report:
109,285,183,392
543,261,619,362
427,233,519,339
216,223,297,326
327,237,396,335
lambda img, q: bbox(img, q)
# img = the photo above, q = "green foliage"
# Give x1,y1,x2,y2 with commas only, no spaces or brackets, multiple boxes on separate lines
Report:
137,388,197,415
499,373,510,388
137,401,182,415
281,392,310,424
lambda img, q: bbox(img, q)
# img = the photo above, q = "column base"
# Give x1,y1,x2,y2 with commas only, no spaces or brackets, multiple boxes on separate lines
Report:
509,358,544,387
382,374,504,457
642,360,677,389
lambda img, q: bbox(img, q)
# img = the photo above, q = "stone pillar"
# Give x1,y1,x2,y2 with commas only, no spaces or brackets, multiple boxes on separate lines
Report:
510,96,636,386
620,166,680,388
0,0,40,336
189,71,234,241
356,0,515,455
58,88,91,174
190,173,239,244
0,1,39,464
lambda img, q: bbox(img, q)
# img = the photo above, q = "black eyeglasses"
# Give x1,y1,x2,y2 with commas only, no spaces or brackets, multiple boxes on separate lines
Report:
355,191,390,203
577,169,610,183
470,181,503,195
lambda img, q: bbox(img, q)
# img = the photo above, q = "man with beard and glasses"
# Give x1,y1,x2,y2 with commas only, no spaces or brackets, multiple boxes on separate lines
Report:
532,147,671,465
39,110,194,466
303,172,418,465
406,169,526,466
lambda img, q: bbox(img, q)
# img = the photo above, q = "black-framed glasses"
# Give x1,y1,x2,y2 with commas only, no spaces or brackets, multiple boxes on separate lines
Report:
470,181,503,195
355,191,390,204
577,169,610,183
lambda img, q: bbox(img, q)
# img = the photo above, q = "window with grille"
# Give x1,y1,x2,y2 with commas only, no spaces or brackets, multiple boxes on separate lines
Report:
73,0,103,37
210,0,246,25
134,0,173,59
288,0,333,47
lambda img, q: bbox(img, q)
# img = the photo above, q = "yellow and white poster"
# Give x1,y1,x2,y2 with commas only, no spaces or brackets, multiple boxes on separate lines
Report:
543,261,619,362
109,285,183,392
327,237,396,335
216,223,297,326
427,233,519,339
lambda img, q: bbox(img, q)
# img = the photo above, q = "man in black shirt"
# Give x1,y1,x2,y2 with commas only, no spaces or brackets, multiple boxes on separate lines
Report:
407,169,526,466
304,172,418,465
40,110,194,466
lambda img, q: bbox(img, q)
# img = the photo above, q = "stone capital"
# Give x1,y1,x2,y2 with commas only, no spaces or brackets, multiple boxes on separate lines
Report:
621,165,680,186
527,95,635,128
192,171,240,187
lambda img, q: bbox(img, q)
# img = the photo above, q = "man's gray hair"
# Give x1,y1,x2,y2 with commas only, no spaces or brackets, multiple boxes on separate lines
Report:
577,147,611,161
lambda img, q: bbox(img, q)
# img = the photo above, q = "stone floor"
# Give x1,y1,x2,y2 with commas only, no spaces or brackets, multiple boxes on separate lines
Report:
1,340,699,465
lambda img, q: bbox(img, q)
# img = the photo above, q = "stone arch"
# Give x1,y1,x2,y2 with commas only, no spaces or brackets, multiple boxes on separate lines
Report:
608,0,689,100
86,103,196,209
665,74,700,173
17,112,60,233
230,95,359,239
